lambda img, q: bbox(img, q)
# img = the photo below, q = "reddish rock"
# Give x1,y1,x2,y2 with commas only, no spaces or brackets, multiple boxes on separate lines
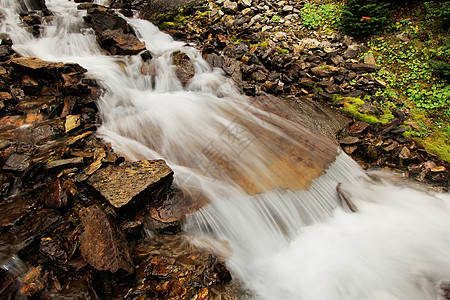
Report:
20,266,47,297
348,121,370,136
79,205,134,273
40,178,69,209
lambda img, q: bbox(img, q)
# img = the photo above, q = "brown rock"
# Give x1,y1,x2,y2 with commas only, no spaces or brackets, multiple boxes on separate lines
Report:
0,194,37,228
339,136,359,145
21,75,39,94
46,157,84,170
40,178,69,209
348,63,381,73
3,153,30,172
87,159,173,210
431,166,446,172
102,30,146,55
65,114,81,133
39,237,68,262
173,51,195,87
310,65,339,77
398,147,410,159
0,209,62,256
348,121,369,135
20,266,47,297
0,92,12,101
79,205,134,273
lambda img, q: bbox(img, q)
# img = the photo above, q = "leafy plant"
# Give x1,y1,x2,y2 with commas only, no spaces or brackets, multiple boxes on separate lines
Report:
300,2,342,30
340,0,391,36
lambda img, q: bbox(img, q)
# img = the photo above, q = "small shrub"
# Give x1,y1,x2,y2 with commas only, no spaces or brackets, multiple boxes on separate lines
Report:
340,0,391,36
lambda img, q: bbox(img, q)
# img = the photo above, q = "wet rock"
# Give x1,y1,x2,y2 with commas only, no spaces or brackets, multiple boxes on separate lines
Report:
79,205,134,273
0,209,62,253
348,63,380,73
399,147,410,159
363,53,376,65
65,114,81,133
173,51,195,87
20,266,47,297
98,29,146,55
336,183,358,212
84,9,146,55
40,178,69,209
223,57,243,81
3,154,30,172
0,45,13,61
10,57,86,80
140,50,153,61
348,121,370,136
46,157,84,170
0,195,37,229
359,102,378,115
213,259,232,283
39,237,68,263
310,65,338,77
87,159,173,210
24,0,47,11
21,75,39,94
222,0,238,14
0,91,12,100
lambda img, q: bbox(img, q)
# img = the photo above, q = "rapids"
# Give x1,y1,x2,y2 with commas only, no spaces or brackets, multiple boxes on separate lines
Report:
1,0,450,299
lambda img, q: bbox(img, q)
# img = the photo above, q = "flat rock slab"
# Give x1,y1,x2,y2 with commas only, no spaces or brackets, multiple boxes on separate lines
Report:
79,205,134,273
87,160,173,210
9,57,86,79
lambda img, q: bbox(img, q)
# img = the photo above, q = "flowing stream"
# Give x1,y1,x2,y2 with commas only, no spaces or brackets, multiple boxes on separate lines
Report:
2,1,450,299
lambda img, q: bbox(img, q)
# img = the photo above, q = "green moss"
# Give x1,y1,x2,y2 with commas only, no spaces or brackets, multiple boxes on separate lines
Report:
277,48,290,54
419,134,450,162
160,22,175,30
337,96,393,125
260,40,268,50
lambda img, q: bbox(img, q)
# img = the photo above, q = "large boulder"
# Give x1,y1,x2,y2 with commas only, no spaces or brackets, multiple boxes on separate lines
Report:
84,9,146,55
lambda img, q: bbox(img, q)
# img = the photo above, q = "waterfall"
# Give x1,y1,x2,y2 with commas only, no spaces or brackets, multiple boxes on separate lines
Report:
1,1,450,299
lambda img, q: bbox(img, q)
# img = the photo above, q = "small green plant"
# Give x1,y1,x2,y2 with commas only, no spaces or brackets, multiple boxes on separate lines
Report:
340,0,391,36
277,48,290,54
300,2,342,30
271,15,281,23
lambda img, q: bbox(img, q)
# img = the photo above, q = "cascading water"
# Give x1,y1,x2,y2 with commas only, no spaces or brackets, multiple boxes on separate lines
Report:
1,1,450,299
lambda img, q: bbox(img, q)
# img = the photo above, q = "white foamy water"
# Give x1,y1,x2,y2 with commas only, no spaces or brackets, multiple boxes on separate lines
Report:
1,1,450,299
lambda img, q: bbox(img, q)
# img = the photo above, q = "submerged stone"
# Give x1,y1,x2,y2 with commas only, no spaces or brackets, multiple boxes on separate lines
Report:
0,194,37,229
87,160,173,210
